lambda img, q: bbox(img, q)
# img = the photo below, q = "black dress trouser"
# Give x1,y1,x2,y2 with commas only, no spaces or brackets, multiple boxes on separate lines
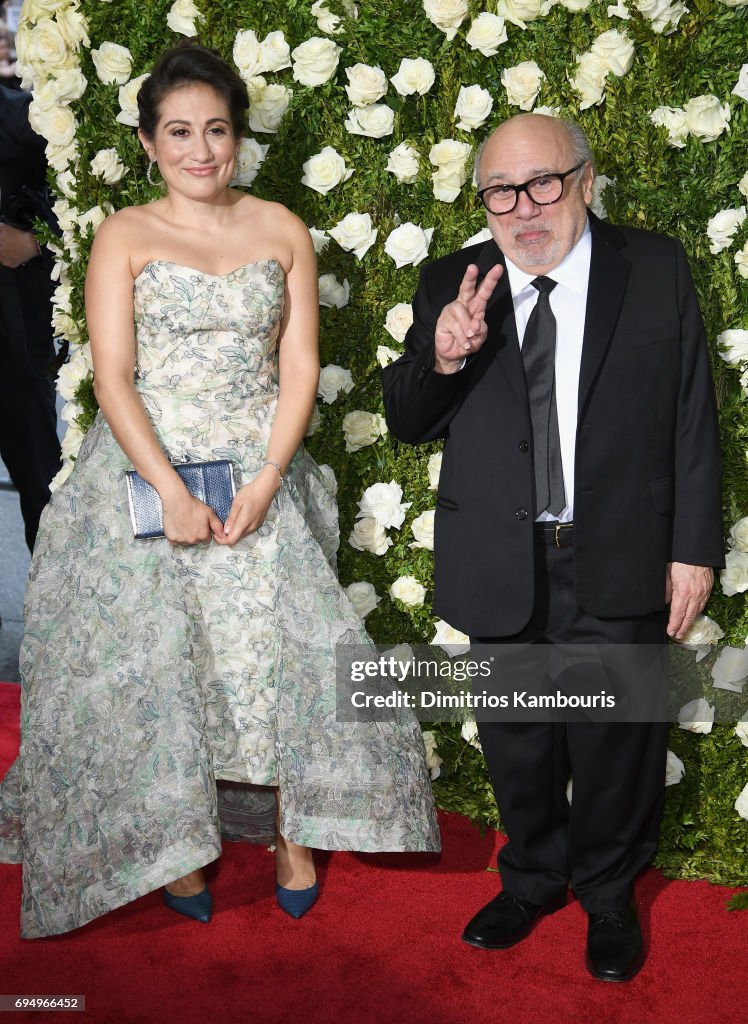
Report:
471,538,669,914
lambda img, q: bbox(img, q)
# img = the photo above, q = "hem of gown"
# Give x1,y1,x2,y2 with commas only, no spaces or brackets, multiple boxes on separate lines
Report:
280,817,441,854
0,840,21,864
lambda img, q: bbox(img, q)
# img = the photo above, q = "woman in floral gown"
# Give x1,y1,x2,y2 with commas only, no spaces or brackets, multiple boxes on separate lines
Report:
0,42,439,938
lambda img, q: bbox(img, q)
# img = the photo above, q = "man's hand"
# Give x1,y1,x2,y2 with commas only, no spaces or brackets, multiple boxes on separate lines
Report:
0,224,39,269
665,561,714,639
433,262,504,374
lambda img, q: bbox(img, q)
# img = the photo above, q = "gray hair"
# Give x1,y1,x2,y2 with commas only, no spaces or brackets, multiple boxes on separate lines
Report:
473,116,595,187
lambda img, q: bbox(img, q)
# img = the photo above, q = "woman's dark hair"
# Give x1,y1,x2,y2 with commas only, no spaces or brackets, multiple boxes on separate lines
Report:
137,41,249,139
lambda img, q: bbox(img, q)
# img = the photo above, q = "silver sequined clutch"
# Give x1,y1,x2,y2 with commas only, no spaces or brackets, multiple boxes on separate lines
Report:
125,460,237,539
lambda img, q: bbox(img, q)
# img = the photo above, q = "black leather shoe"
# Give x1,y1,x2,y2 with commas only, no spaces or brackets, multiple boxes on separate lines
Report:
586,903,645,982
462,891,567,949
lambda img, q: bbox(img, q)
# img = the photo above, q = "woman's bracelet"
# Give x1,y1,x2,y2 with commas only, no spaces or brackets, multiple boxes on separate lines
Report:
263,459,283,481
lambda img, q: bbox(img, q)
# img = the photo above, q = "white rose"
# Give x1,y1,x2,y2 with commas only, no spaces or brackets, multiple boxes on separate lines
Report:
309,227,330,253
634,0,688,33
34,68,87,106
233,29,263,78
116,73,149,127
607,0,631,15
735,243,748,279
706,207,746,254
665,749,685,786
570,51,608,110
56,345,92,401
376,345,401,367
311,0,342,34
318,363,354,403
54,6,89,50
432,167,467,203
711,645,748,691
465,12,507,56
735,720,748,748
677,697,715,734
501,61,545,111
345,63,387,106
386,142,420,183
721,549,748,596
431,619,470,655
26,19,74,72
429,138,472,171
738,171,748,199
735,782,748,821
421,730,443,780
650,105,688,148
462,227,493,247
244,73,267,103
90,42,132,86
318,274,350,308
389,575,426,607
733,65,748,103
291,36,341,87
342,410,387,451
587,174,614,220
78,205,108,237
249,84,292,134
409,509,435,549
260,31,291,72
305,404,321,437
496,0,544,28
676,613,724,651
557,0,593,8
357,481,410,529
90,148,126,184
717,329,748,365
317,463,337,494
684,95,731,142
60,400,83,426
60,424,86,461
390,57,436,97
166,0,204,36
49,461,74,493
730,517,748,551
52,309,81,341
329,212,378,259
345,581,381,618
461,718,482,750
345,104,395,139
231,137,270,187
302,146,353,194
454,84,493,131
29,103,77,148
348,517,393,555
385,223,434,268
423,0,468,39
16,0,71,17
590,29,635,76
384,302,414,342
427,452,442,489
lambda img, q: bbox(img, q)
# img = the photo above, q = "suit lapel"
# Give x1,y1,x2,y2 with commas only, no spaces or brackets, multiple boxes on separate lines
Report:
577,219,631,420
475,240,526,406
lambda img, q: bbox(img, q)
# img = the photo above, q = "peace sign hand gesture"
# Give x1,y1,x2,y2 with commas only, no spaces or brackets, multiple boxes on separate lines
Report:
433,262,504,374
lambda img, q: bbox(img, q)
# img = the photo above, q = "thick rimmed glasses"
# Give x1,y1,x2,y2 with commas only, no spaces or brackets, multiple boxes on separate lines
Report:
477,163,586,215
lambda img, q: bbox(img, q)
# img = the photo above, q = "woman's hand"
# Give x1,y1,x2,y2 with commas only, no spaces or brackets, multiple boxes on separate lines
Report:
162,489,224,545
215,466,281,546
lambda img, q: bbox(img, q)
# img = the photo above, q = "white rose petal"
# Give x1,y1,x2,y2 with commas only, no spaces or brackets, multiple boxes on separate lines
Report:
665,749,685,786
634,0,689,33
56,345,92,401
738,172,748,199
345,581,381,618
650,105,689,148
116,73,150,127
462,227,493,247
309,227,331,254
454,84,493,132
735,782,748,821
27,19,75,71
311,0,343,34
387,142,420,183
431,619,470,655
735,720,748,748
166,0,204,36
318,274,350,309
433,168,467,203
735,243,748,279
357,481,410,530
318,363,355,403
676,613,724,652
390,57,436,97
231,137,270,187
376,345,401,367
589,174,615,219
345,63,387,106
344,104,395,139
90,147,127,184
711,645,748,692
677,697,715,734
233,30,263,78
429,138,472,171
721,548,748,596
732,65,748,103
409,509,435,549
423,0,468,39
501,61,545,111
348,517,393,555
389,575,427,607
342,410,387,451
706,207,746,255
302,146,353,194
422,730,443,780
78,205,108,237
385,223,434,268
466,13,508,56
28,103,76,147
260,31,292,72
590,29,635,76
49,461,74,493
717,329,748,365
427,452,442,489
684,95,731,143
384,302,414,342
461,718,482,750
249,83,292,134
607,0,631,14
496,0,544,28
729,516,748,552
570,51,609,110
329,212,378,259
291,36,341,87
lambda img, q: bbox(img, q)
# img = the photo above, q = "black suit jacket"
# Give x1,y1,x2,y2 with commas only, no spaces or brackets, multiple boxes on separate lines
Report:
382,214,724,637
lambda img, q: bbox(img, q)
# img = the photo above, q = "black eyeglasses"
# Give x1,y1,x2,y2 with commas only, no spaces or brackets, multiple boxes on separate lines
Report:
477,163,586,215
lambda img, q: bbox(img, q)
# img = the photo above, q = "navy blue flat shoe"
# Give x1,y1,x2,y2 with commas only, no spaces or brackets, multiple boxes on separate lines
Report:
275,881,318,919
163,886,212,923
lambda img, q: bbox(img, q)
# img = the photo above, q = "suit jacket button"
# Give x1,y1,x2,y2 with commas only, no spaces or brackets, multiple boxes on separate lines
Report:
518,440,529,452
515,508,528,520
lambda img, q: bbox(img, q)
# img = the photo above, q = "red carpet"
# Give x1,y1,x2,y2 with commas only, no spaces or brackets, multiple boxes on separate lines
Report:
1,680,745,1024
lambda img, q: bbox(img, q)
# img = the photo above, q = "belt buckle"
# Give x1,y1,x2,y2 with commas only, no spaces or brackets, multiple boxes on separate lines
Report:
554,523,571,548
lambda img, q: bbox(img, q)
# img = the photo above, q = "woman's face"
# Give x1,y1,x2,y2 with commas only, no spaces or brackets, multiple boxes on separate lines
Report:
139,83,239,200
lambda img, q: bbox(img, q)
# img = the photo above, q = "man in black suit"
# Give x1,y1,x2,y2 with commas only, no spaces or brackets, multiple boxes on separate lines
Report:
382,114,723,981
0,83,61,550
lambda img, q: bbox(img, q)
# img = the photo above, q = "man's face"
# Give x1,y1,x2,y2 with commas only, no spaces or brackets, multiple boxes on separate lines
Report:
478,116,594,275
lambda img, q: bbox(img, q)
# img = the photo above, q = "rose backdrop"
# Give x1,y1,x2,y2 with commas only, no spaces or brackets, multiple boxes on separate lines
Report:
14,0,748,894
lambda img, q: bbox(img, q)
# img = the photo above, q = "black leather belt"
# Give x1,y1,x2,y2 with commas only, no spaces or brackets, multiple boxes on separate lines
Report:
534,521,574,548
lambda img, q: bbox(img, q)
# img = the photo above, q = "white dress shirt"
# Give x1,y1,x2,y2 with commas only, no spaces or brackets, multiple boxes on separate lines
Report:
503,222,592,522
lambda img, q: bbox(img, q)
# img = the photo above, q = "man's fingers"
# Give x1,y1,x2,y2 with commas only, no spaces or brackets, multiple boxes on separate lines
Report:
468,263,504,318
456,263,480,305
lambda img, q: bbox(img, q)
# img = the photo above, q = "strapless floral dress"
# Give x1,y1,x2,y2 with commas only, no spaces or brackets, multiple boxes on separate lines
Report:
0,259,439,938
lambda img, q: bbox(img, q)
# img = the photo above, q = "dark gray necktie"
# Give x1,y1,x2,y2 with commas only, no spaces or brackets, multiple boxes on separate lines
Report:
521,277,566,517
